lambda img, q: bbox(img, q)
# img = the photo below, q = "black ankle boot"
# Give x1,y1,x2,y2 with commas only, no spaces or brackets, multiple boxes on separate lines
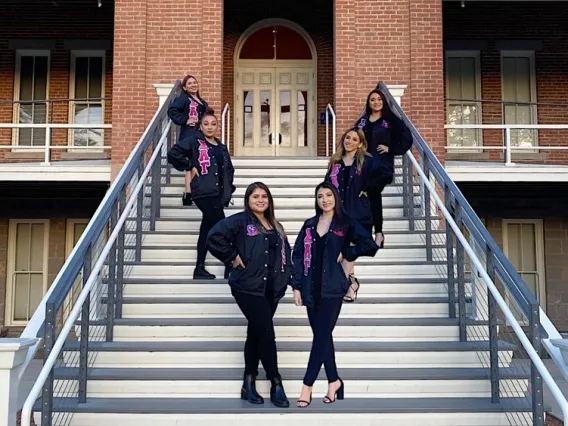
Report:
270,377,290,408
240,373,264,404
182,192,193,206
193,264,216,279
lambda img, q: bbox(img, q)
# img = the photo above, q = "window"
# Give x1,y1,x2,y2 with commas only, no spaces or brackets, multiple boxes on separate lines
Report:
445,51,482,148
501,51,538,147
13,51,50,148
5,220,49,325
69,51,105,148
503,220,546,310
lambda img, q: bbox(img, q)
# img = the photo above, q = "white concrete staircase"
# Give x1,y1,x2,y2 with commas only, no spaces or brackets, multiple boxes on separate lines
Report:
41,157,533,425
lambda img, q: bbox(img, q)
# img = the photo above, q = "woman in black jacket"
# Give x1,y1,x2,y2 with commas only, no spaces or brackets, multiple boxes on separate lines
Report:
355,89,412,248
168,75,210,206
207,182,292,408
325,128,381,302
292,182,378,408
184,112,234,280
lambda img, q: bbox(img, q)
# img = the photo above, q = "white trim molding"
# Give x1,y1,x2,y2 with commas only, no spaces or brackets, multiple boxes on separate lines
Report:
0,161,111,182
387,84,407,106
154,83,175,108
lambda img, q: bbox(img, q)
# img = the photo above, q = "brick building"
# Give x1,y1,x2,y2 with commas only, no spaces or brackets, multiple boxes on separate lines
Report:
0,0,568,334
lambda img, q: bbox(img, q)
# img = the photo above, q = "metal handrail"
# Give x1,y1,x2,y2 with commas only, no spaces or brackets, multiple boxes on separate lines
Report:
381,81,568,423
16,80,181,383
221,103,231,151
325,103,336,156
20,120,172,426
446,97,568,108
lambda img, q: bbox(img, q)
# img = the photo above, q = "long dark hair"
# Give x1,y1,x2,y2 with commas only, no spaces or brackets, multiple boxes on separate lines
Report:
181,74,203,101
314,182,346,224
364,89,393,120
244,182,285,236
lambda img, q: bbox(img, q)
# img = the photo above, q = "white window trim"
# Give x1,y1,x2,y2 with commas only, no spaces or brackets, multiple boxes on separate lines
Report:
12,50,51,150
5,219,50,326
500,50,539,148
68,50,106,151
502,219,546,311
445,50,483,150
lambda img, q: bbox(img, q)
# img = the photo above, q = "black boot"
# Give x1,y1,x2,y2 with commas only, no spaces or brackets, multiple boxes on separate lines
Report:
240,373,264,404
193,264,216,279
182,192,193,206
270,377,290,408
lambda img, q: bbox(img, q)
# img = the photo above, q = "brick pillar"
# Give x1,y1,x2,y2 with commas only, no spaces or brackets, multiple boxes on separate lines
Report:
111,0,148,178
111,0,224,178
334,0,444,161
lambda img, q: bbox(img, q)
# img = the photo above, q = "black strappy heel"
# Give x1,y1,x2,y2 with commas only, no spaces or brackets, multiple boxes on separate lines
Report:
323,379,345,404
343,275,360,303
296,391,312,408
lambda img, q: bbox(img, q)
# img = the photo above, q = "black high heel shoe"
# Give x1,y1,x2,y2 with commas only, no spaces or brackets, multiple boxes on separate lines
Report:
323,379,344,404
296,390,312,408
343,275,360,303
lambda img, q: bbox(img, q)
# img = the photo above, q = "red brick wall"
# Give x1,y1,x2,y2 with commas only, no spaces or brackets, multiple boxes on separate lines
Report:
112,0,224,177
0,1,113,163
444,2,568,165
335,0,445,161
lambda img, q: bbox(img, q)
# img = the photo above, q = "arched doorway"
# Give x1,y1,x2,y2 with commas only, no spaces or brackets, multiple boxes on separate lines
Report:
234,20,317,156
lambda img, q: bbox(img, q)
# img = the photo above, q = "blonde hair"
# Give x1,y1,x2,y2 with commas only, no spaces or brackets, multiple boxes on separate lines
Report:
328,128,371,172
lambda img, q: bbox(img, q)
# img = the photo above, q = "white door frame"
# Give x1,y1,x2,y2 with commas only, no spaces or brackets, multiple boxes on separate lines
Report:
233,19,317,157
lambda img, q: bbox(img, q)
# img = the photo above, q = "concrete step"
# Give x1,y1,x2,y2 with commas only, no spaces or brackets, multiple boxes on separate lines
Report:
62,340,515,369
35,397,534,426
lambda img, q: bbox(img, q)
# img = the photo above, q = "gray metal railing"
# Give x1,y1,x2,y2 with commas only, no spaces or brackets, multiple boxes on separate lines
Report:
381,81,568,425
19,82,180,426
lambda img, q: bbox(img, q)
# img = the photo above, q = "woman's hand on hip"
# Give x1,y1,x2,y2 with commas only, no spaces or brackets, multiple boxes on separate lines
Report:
231,255,245,269
377,144,389,154
293,289,303,306
337,253,344,263
191,168,199,178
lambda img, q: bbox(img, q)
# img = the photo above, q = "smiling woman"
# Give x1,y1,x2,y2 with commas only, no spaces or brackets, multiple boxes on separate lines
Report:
206,182,293,409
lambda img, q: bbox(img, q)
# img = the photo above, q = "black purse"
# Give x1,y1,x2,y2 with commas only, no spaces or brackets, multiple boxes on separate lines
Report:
167,144,191,172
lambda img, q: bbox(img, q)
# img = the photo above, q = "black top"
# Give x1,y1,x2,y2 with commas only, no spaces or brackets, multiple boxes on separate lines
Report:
342,162,351,194
312,231,327,305
363,118,378,148
266,229,280,271
209,142,225,193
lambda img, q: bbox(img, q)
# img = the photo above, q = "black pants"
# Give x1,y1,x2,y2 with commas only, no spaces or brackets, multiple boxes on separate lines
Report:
194,196,225,264
303,297,344,386
232,289,280,380
368,174,393,234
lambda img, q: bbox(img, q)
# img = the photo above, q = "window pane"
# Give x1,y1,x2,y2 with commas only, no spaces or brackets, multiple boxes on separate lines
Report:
243,91,253,147
75,57,89,99
521,223,537,271
29,273,44,319
19,57,34,100
89,57,103,99
446,57,462,99
506,223,521,268
13,273,31,321
260,90,271,147
521,273,538,299
279,91,291,147
30,223,45,271
34,56,48,101
15,223,31,271
73,223,87,246
297,91,307,147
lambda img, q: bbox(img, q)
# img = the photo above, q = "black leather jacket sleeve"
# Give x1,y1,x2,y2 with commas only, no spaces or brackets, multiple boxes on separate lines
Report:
342,219,379,262
167,95,188,126
207,215,240,265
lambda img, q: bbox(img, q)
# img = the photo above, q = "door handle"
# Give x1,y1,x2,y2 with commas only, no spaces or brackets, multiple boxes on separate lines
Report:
269,133,282,145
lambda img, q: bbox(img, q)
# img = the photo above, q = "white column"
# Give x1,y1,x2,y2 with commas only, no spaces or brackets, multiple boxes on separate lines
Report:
387,84,407,106
153,83,175,108
0,338,38,426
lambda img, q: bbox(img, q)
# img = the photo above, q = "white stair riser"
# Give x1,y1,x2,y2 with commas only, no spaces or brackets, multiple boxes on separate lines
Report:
126,264,445,277
53,379,527,399
139,232,438,246
122,283,455,298
112,325,489,341
137,247,427,262
161,185,412,196
62,351,513,369
157,207,406,219
121,302,449,318
32,412,529,426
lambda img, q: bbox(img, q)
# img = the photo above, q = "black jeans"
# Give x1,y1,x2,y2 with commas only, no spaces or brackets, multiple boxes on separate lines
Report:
194,196,225,264
368,174,393,234
303,297,344,386
232,289,280,380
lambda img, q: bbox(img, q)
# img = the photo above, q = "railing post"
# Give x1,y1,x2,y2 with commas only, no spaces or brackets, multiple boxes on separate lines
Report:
445,185,456,319
407,154,415,231
41,302,55,426
530,302,544,426
402,155,409,218
165,124,172,185
106,199,118,341
505,128,513,166
150,128,160,231
43,125,51,165
486,249,500,403
423,155,432,260
455,200,467,342
78,243,92,403
115,184,126,319
135,157,144,262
